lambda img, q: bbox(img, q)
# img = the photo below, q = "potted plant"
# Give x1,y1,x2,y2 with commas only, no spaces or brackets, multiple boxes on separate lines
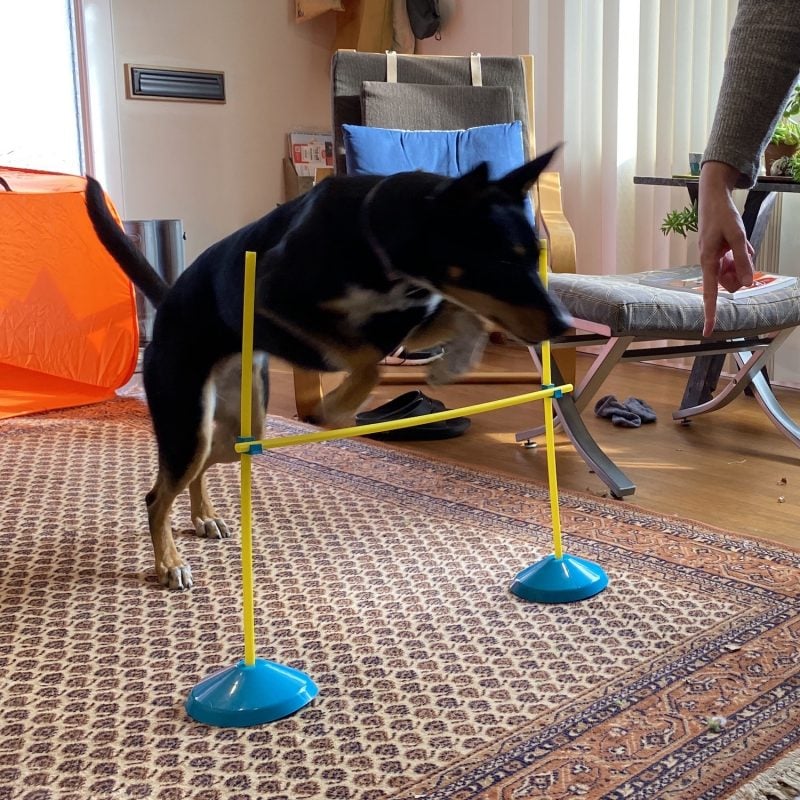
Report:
765,83,800,174
769,151,800,181
663,86,800,236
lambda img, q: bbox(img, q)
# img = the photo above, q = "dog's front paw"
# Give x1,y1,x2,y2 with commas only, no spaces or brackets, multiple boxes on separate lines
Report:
427,334,488,385
427,349,475,385
426,358,462,386
305,400,329,426
158,563,194,591
307,404,351,429
194,516,231,539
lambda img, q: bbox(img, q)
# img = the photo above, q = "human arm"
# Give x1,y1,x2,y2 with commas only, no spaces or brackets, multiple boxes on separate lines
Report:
700,0,800,335
698,162,755,337
703,0,800,187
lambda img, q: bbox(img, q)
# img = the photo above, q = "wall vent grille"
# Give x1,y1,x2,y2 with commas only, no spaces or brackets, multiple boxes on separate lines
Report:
125,65,225,103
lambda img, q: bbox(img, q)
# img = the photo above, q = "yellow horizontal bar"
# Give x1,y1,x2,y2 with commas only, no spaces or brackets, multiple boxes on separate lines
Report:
235,384,573,452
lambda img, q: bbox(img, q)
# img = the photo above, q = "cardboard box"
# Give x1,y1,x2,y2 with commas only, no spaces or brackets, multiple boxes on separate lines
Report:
283,159,334,202
283,158,315,202
288,132,333,177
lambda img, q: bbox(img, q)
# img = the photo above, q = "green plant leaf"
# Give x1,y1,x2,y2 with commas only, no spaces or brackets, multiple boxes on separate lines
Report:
660,203,698,237
784,84,800,118
789,151,800,182
772,119,800,146
772,84,800,144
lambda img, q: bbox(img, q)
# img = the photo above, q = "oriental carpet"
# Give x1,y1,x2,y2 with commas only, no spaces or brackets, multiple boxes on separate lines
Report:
1,398,798,800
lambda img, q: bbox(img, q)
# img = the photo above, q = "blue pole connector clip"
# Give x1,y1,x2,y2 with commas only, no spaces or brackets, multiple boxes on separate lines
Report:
236,436,263,455
541,382,563,399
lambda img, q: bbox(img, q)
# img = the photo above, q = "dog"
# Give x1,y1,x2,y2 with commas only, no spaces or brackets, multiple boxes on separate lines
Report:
86,148,571,590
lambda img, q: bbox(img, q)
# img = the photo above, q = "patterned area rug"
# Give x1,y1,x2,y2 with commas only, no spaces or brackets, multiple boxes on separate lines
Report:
2,398,799,800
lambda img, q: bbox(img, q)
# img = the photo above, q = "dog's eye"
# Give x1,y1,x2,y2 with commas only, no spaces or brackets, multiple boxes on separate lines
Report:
512,244,527,257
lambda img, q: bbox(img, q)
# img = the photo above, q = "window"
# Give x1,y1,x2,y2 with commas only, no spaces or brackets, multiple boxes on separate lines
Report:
0,0,83,173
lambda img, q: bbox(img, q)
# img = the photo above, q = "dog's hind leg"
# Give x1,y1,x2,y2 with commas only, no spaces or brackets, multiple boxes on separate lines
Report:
146,427,222,589
143,353,268,589
188,352,269,538
189,469,231,539
146,469,197,590
146,377,222,590
146,423,225,589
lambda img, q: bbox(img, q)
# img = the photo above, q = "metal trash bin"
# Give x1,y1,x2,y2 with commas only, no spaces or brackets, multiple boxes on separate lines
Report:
122,219,186,344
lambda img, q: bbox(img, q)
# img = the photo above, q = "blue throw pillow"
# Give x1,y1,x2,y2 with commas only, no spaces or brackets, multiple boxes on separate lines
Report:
342,121,534,224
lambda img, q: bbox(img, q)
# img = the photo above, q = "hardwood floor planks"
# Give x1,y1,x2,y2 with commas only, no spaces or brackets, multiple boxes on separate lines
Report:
265,346,800,549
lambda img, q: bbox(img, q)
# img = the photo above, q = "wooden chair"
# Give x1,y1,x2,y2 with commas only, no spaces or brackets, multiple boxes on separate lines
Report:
292,50,578,419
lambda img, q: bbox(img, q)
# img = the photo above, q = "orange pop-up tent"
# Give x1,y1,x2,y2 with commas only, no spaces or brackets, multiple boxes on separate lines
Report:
0,167,139,419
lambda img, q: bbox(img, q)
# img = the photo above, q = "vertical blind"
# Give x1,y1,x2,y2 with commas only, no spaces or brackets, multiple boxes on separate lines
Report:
529,0,800,386
531,0,738,276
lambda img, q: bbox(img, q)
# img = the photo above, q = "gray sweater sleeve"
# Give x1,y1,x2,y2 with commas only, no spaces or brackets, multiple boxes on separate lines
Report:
704,0,800,187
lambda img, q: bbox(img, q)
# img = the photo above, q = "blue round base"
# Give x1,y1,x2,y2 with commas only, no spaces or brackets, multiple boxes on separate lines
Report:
510,553,609,603
185,658,318,727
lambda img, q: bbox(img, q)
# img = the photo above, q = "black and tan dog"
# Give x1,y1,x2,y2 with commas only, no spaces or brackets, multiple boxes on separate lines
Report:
86,149,570,590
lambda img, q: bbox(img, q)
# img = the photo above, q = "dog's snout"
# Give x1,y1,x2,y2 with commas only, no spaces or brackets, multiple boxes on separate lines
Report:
546,299,573,339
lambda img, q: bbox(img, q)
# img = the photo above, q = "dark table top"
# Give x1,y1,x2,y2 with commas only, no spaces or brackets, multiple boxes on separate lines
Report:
634,175,800,192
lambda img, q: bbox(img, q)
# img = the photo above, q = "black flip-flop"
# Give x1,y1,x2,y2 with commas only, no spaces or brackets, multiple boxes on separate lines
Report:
355,390,471,441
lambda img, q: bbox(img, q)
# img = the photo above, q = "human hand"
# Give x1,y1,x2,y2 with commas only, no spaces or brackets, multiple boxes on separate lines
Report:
698,161,755,337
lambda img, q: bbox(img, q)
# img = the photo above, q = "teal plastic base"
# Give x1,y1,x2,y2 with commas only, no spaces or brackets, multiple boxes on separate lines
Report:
510,553,609,603
185,658,318,727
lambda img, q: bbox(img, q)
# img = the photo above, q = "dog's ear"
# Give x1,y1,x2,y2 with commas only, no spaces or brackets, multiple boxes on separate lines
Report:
430,162,490,208
494,145,561,199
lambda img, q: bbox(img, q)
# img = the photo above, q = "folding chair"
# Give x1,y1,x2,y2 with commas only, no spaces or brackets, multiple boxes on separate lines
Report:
516,200,800,498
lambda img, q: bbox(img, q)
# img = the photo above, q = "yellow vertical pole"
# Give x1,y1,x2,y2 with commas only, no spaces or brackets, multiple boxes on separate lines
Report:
240,251,258,666
539,241,564,560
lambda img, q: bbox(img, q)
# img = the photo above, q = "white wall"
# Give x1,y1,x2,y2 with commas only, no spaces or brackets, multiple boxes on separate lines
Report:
415,0,513,56
85,0,518,263
88,0,336,262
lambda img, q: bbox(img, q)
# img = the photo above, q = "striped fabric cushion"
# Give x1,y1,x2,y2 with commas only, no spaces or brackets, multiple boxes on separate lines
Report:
361,82,514,131
549,267,800,338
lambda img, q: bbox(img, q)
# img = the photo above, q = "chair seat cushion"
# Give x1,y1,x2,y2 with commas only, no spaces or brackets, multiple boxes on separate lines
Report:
549,266,800,338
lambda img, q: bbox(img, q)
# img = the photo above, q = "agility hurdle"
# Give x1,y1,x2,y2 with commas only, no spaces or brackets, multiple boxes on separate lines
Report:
185,243,608,728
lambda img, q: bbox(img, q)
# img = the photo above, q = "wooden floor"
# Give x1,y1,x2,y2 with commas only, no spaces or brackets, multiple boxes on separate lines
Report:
264,345,800,550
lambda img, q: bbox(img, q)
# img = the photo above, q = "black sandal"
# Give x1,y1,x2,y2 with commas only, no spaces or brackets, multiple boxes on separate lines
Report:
355,390,470,440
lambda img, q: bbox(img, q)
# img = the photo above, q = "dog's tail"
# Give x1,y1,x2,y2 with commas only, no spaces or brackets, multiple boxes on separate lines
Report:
85,175,170,307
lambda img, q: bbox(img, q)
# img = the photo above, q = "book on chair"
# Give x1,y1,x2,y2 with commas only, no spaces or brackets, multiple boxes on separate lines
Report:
640,266,796,301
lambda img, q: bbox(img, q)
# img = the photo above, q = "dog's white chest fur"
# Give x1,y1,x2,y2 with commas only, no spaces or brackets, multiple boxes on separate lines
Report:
323,281,441,328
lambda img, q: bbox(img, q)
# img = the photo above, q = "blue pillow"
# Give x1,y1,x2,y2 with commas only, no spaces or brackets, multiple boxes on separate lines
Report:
342,121,534,224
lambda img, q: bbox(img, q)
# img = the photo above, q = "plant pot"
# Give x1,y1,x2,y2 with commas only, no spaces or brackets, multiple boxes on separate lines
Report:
764,142,798,175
